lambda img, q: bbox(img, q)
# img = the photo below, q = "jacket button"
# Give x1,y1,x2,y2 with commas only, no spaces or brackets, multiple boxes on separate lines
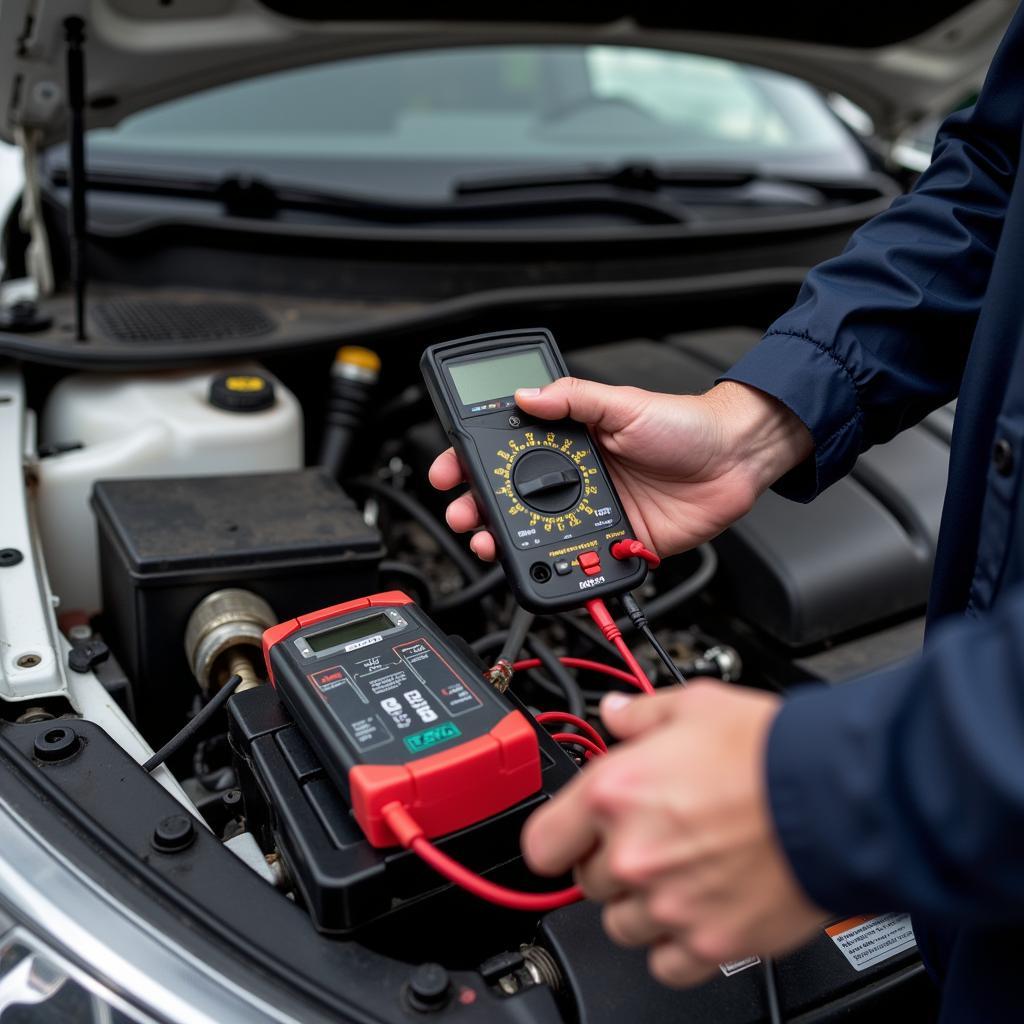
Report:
993,438,1014,476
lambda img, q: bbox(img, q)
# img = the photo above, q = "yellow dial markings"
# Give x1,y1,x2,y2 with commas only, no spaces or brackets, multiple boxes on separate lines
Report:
490,431,612,533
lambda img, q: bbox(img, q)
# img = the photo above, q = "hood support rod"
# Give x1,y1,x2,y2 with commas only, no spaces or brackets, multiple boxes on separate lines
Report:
63,17,87,342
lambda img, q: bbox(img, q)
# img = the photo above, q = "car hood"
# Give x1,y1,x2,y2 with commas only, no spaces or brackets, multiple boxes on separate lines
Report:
0,0,1015,149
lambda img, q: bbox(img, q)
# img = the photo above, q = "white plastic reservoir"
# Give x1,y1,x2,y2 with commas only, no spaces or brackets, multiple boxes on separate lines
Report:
36,363,303,613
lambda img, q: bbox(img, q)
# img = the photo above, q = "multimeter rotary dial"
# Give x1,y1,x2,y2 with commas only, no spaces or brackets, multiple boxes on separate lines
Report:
512,448,581,513
492,430,609,536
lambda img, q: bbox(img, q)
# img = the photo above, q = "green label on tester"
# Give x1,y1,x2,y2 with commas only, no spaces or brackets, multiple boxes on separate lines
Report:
404,721,461,754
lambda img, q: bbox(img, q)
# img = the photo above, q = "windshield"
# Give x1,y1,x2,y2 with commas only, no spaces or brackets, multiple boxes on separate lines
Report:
86,45,869,200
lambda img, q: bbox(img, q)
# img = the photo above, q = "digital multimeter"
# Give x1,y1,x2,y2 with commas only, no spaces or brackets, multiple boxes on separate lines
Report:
421,328,649,613
262,591,541,848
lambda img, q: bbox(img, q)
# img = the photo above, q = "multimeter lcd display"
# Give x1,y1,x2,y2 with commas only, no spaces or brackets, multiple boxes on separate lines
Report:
448,350,552,406
306,612,393,652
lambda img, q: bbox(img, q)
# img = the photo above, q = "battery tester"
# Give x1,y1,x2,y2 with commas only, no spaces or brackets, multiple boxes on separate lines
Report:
263,591,540,849
263,590,584,910
259,329,670,912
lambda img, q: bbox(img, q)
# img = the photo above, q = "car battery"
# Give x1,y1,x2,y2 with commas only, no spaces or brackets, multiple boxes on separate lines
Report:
93,469,383,742
229,683,579,933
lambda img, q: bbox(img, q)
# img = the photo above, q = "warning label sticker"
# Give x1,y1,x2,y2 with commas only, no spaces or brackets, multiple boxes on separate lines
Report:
826,913,916,972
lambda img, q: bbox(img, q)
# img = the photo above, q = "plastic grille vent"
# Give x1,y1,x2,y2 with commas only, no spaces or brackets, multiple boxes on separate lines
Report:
92,300,276,342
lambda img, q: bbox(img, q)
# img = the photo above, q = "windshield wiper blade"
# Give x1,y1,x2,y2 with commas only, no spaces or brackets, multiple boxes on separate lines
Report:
454,161,889,204
454,162,758,196
51,168,689,226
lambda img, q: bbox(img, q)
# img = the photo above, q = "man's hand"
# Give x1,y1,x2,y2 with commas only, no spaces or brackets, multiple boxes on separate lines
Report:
428,378,812,561
521,684,825,987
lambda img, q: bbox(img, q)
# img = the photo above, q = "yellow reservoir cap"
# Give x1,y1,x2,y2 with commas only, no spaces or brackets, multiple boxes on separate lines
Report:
209,371,275,412
224,374,268,392
335,346,381,373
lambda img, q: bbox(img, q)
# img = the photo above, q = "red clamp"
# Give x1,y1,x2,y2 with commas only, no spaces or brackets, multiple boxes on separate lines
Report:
610,539,661,569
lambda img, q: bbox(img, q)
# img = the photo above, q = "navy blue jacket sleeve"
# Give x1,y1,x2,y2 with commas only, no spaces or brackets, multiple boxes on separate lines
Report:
721,6,1024,501
769,581,1024,923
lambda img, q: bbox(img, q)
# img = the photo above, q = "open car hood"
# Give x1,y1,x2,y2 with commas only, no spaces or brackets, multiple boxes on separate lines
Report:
0,0,1015,149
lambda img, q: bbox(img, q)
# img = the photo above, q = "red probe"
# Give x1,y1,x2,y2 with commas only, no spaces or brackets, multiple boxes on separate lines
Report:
580,539,663,694
610,538,662,568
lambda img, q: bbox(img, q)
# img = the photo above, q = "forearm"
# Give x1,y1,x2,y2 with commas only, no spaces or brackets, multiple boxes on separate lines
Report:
704,381,814,495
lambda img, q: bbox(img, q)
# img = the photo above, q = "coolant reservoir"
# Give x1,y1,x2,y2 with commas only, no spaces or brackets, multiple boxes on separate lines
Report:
36,364,303,614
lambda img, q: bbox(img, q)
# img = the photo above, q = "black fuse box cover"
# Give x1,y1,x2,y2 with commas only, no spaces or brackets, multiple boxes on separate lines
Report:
229,684,580,935
93,469,383,740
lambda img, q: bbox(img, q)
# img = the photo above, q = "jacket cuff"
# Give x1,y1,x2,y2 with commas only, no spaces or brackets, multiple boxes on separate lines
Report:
718,330,864,502
766,679,895,916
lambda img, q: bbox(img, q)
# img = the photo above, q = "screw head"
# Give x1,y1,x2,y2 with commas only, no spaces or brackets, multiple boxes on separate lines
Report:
406,963,451,1012
16,653,41,669
0,549,23,568
152,815,196,854
508,415,521,428
34,726,81,763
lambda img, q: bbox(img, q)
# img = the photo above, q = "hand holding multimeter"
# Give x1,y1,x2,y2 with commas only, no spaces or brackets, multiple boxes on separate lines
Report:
421,329,658,613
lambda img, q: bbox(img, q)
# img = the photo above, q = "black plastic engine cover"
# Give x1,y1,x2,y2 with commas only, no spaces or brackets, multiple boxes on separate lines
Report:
566,335,951,647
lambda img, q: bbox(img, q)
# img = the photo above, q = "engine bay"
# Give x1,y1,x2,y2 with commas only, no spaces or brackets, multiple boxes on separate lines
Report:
0,316,950,1022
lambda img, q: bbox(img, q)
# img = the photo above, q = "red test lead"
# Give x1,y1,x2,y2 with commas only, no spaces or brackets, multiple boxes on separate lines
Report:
610,538,662,568
585,597,656,694
382,801,582,912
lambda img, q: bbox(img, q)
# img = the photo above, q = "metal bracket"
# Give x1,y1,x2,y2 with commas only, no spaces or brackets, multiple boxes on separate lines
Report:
0,369,65,700
0,366,196,809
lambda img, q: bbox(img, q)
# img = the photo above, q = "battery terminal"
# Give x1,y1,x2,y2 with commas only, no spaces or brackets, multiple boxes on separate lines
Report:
485,657,514,693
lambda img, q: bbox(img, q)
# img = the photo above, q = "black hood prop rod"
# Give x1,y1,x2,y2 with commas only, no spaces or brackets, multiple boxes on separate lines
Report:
63,17,87,343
